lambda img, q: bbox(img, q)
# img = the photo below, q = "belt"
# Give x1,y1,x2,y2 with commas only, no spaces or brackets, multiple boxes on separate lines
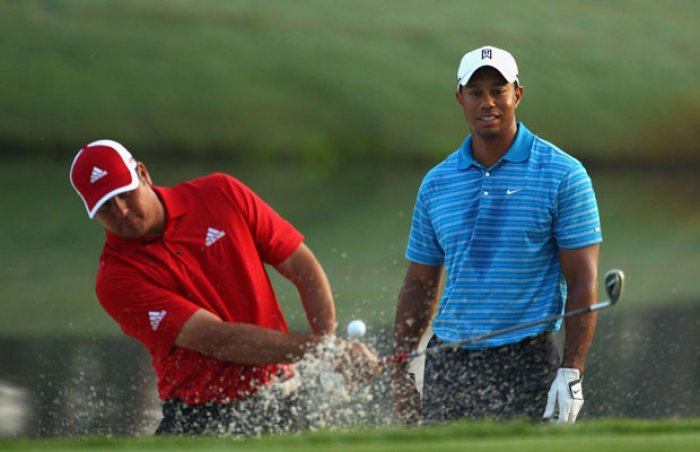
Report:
429,331,552,350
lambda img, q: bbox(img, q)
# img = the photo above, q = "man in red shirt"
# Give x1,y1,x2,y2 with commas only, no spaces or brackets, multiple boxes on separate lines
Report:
69,139,378,435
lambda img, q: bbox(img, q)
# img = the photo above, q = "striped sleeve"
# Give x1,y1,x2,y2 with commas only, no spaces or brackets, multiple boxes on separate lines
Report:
405,182,445,265
554,163,603,249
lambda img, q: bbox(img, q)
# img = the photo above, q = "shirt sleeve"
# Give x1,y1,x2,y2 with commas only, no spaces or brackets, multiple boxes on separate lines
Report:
96,265,201,356
405,181,445,265
554,163,603,249
221,174,304,265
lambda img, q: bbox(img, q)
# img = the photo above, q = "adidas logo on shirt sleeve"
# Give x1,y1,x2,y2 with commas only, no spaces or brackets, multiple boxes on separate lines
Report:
149,310,167,331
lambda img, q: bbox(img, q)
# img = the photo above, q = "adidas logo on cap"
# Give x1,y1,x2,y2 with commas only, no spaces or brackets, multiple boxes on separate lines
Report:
69,139,140,219
90,166,108,183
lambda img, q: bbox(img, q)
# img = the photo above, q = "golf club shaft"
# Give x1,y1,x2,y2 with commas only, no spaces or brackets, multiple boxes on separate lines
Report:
381,299,612,366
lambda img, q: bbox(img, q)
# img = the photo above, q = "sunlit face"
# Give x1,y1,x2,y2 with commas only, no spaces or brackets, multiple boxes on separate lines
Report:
93,163,165,239
456,67,523,141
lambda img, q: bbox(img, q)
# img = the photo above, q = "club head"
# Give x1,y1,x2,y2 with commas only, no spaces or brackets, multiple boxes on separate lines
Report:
604,269,625,305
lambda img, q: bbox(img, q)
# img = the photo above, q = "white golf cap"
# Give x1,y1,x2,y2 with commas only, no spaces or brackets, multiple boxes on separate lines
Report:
457,45,519,88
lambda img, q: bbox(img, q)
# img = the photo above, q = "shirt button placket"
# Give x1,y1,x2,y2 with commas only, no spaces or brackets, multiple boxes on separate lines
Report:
169,246,194,282
483,170,491,198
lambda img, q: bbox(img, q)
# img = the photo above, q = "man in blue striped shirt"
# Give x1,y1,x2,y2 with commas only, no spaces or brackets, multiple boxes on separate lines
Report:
391,45,602,425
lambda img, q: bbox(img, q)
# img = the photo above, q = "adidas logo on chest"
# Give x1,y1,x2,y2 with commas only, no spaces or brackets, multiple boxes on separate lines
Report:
205,227,226,247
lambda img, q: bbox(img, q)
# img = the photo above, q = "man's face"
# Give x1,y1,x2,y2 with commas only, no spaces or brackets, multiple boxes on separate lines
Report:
94,164,163,239
456,67,523,140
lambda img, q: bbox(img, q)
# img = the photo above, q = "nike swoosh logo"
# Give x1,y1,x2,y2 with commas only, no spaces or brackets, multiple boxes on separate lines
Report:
506,189,523,195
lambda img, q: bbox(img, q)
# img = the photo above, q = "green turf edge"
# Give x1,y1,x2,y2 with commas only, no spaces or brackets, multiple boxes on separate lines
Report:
2,419,700,450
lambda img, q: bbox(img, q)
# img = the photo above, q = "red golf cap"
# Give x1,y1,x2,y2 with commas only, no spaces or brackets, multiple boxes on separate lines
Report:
70,139,139,218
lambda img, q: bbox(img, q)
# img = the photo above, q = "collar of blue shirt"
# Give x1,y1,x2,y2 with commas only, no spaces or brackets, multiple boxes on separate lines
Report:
456,122,534,170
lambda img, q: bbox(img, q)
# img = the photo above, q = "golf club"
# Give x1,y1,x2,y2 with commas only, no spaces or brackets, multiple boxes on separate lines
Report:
381,268,625,366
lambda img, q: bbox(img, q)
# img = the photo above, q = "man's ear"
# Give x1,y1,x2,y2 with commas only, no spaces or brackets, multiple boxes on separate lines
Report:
136,162,153,186
514,84,524,108
455,88,464,106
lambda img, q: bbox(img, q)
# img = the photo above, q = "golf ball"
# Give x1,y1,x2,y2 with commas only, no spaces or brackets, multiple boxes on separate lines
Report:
347,319,367,339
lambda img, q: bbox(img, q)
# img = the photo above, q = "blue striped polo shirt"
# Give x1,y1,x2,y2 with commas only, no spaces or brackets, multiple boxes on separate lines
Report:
406,122,602,348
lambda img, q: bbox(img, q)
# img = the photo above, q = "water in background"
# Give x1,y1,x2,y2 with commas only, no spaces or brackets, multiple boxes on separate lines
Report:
1,304,698,438
0,337,160,437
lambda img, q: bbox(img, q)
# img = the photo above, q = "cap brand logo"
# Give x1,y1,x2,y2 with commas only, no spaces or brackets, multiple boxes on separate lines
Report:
481,49,492,60
90,166,108,183
205,227,226,247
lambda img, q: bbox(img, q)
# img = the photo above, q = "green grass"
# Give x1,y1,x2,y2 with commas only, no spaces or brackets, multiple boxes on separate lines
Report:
2,419,700,451
1,160,698,336
1,0,699,163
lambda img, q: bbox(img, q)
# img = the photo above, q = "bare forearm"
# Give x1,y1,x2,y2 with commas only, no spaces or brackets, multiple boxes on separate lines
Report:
294,267,336,335
559,245,600,374
391,263,441,422
562,276,598,373
393,266,441,354
563,311,597,373
276,243,336,335
178,318,319,365
394,292,433,353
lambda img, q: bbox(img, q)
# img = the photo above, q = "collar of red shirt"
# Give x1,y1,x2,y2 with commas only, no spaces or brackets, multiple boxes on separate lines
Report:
104,185,189,256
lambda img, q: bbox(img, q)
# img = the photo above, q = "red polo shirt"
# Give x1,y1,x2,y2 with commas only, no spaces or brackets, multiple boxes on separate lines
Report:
95,173,303,404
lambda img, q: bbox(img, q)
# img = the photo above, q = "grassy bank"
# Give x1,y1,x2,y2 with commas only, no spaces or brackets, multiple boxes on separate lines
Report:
2,419,700,451
1,0,699,163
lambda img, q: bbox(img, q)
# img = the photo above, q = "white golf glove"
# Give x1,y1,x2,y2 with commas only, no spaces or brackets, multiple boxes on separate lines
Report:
543,368,584,423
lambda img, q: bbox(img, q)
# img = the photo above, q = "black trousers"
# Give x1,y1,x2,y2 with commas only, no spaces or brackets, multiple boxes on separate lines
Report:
421,333,560,423
155,380,307,436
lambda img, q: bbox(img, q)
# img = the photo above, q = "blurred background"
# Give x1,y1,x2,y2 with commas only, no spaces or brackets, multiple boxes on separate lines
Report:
1,0,699,437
